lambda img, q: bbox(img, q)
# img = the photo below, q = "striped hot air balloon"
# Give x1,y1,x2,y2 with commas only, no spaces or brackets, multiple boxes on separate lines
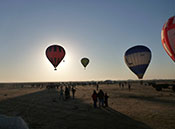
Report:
46,45,66,70
124,45,152,79
161,16,175,62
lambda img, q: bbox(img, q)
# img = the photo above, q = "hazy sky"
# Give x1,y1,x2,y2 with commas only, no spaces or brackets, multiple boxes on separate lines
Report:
0,0,175,82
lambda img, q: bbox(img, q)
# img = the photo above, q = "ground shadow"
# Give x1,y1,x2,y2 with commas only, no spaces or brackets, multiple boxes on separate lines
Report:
0,88,152,129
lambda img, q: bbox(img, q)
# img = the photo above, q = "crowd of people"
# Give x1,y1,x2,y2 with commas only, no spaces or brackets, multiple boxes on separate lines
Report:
59,86,76,100
58,84,109,109
91,89,109,108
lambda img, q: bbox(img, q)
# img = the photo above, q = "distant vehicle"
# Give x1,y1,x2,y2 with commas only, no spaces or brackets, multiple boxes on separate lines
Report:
148,82,175,92
161,16,175,62
124,45,152,79
104,80,114,84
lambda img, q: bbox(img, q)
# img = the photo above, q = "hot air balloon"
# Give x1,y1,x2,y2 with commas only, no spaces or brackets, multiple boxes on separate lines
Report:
81,58,89,70
161,16,175,62
124,45,152,79
46,45,66,70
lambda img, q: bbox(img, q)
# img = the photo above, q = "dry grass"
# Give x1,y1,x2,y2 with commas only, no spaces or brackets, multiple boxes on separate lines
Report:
0,84,175,129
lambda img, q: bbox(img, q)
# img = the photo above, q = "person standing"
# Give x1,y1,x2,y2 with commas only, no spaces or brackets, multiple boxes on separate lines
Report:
71,87,76,99
65,86,69,100
97,89,104,107
104,93,109,107
59,86,64,100
128,83,131,91
92,90,98,108
96,84,99,91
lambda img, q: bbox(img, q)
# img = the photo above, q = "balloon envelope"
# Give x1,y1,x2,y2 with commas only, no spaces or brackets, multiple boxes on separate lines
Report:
161,16,175,62
124,45,151,79
81,58,89,69
46,45,66,70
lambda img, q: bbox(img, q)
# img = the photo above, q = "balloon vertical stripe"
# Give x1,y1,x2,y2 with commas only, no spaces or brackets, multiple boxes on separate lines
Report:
124,45,151,79
161,16,175,62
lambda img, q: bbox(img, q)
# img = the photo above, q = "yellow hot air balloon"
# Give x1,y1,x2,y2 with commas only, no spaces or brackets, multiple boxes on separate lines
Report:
81,57,89,70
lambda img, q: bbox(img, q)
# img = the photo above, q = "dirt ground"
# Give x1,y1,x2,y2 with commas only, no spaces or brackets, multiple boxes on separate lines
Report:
0,84,175,129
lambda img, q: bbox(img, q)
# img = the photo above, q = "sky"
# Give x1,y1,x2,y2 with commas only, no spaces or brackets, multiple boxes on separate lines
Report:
0,0,175,82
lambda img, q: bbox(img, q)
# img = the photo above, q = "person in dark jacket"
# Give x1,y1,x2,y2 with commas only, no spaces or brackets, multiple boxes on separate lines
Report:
104,92,109,107
71,87,76,99
91,90,97,108
97,89,104,107
65,86,69,100
128,83,131,91
96,84,99,91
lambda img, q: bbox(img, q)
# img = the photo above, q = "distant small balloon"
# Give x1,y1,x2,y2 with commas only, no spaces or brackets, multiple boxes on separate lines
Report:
161,16,175,62
46,45,66,70
81,57,89,70
124,45,152,79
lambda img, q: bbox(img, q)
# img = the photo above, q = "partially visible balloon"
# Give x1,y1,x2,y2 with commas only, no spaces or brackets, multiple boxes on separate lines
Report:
161,16,175,62
81,58,89,70
46,45,66,70
124,45,152,79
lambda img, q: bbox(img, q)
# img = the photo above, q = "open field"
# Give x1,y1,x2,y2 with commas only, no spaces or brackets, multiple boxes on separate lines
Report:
0,84,175,129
